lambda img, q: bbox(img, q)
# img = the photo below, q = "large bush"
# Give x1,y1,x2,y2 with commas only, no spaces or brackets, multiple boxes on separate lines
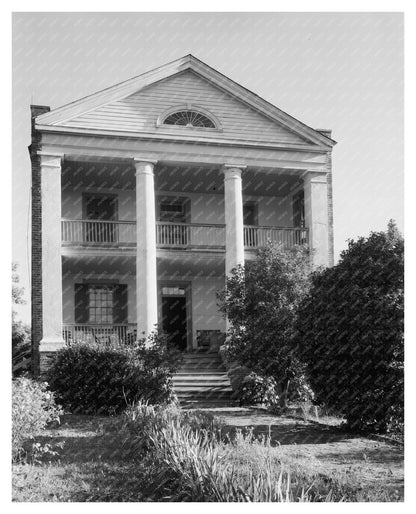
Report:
296,221,404,433
12,378,62,461
217,243,313,405
47,333,182,415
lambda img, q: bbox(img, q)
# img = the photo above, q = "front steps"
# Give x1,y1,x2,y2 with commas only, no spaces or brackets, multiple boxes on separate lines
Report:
173,353,234,408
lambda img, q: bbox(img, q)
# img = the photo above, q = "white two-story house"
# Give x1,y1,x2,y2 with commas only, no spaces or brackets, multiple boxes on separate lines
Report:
30,55,335,375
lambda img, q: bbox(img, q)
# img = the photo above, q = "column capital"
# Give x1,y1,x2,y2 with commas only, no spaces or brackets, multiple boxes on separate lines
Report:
222,164,246,180
133,158,158,177
222,163,247,170
133,157,158,165
37,151,64,168
302,170,327,182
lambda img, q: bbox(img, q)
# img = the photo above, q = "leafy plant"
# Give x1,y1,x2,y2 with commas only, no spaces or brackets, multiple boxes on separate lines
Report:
47,333,182,415
237,372,280,407
217,242,313,406
120,403,344,502
12,378,62,461
296,221,404,433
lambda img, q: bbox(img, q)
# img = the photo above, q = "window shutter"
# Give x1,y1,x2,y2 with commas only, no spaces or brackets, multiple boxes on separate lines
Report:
74,284,89,323
113,284,128,324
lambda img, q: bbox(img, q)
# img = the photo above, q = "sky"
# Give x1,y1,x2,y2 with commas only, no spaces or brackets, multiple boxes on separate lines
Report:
12,12,404,322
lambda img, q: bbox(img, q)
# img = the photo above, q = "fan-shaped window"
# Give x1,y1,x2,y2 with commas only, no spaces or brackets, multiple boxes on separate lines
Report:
163,110,216,128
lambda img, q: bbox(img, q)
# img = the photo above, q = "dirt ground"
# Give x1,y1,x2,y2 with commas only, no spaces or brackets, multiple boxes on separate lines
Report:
13,410,404,502
217,408,404,500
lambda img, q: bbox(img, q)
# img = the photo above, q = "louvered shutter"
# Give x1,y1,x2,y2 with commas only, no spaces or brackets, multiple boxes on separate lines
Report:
113,284,128,324
74,284,89,323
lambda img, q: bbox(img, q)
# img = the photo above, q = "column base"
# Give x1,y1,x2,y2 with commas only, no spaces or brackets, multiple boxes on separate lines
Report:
39,338,66,352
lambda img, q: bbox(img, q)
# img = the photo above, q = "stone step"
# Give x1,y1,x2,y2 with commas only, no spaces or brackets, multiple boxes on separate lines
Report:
174,353,233,406
177,397,233,406
173,375,230,381
175,371,228,376
174,383,232,390
175,385,233,396
173,375,230,384
179,361,225,367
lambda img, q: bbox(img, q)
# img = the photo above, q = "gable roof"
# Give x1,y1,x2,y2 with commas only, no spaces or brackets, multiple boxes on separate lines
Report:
35,54,336,149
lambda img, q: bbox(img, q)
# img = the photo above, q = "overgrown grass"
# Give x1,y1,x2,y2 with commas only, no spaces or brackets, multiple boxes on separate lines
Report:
12,408,404,502
118,404,401,502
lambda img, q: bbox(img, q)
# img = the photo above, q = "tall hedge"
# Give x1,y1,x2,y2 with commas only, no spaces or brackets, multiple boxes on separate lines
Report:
296,221,404,432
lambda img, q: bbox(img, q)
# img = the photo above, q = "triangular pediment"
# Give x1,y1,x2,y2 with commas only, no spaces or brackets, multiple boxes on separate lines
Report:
36,55,336,149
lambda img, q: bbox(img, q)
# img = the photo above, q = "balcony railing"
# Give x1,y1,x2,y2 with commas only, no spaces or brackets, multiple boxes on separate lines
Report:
156,222,225,247
244,226,308,248
62,324,137,345
62,219,308,249
62,219,136,245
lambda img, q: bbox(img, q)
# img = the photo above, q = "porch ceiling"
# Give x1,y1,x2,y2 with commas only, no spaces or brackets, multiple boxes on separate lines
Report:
62,252,225,279
157,251,225,279
62,255,136,278
62,161,302,197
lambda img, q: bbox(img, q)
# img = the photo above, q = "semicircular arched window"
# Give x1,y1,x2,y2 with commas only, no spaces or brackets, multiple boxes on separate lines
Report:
163,110,216,128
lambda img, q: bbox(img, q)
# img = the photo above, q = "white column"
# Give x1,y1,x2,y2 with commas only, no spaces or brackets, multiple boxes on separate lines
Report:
134,159,158,338
303,171,329,267
223,165,246,275
39,152,65,351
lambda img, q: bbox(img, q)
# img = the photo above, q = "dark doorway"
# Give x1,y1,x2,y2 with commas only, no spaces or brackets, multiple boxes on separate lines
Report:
292,190,305,228
243,202,258,247
243,203,257,226
162,296,187,351
83,194,118,243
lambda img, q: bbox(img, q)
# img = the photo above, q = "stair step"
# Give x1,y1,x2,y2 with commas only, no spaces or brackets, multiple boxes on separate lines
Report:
174,374,230,380
178,364,225,372
179,370,226,374
175,386,233,395
174,353,233,406
173,375,230,384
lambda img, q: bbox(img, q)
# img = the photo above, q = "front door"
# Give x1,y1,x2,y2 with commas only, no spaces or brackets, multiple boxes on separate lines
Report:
161,290,187,351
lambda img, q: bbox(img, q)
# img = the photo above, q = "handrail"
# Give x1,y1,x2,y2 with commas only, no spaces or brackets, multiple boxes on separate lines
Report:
244,224,307,231
156,221,225,228
62,218,135,225
61,219,308,249
62,323,137,345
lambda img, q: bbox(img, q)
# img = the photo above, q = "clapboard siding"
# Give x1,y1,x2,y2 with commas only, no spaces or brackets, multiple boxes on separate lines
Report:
59,71,308,145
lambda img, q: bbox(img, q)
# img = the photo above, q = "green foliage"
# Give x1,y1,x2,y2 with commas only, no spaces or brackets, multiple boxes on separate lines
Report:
217,243,313,404
47,333,182,415
12,378,63,461
12,320,30,349
121,403,348,501
12,263,25,307
237,372,280,407
297,221,404,433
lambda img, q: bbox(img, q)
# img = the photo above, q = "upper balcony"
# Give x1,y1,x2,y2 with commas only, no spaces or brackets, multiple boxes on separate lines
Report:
61,219,308,251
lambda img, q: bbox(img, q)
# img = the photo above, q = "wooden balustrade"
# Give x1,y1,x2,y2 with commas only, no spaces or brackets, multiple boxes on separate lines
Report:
156,221,225,247
61,219,136,245
62,220,308,249
62,324,137,345
244,225,308,248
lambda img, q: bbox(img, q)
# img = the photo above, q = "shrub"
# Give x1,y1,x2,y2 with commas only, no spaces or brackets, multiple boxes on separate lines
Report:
47,333,182,415
12,378,62,461
217,242,313,405
296,221,404,433
237,372,280,407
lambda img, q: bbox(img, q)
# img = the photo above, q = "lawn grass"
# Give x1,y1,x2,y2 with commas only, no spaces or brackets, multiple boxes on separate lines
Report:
12,412,404,502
